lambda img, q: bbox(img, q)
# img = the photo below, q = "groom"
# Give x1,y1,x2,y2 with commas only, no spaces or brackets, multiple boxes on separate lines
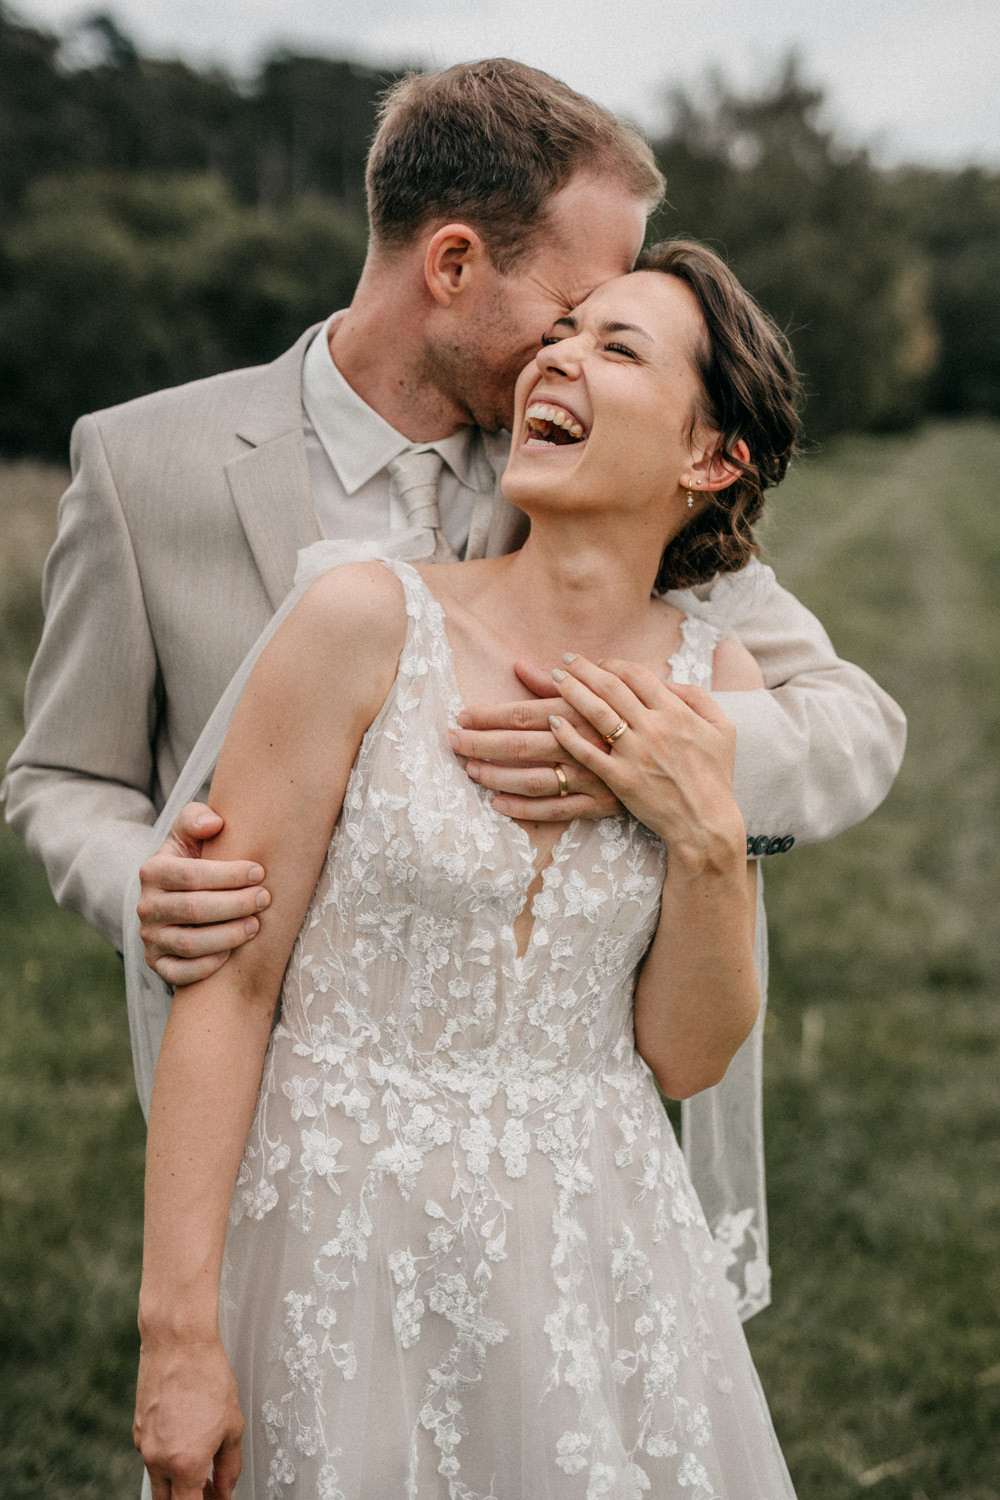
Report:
3,58,905,985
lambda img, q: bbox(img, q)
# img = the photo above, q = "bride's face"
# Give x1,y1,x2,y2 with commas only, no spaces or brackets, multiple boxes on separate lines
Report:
502,270,715,530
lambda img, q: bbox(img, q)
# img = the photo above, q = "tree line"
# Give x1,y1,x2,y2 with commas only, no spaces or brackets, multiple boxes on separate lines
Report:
1,6,997,458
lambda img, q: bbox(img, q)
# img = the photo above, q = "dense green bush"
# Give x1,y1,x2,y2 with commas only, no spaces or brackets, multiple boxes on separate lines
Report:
0,172,367,456
647,61,938,437
894,166,1000,417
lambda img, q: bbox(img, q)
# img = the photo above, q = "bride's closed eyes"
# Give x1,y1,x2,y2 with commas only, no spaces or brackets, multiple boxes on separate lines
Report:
539,332,640,360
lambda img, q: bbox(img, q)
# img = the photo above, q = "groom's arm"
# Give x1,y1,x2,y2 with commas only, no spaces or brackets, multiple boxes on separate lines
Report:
450,561,905,850
2,415,162,950
2,417,267,963
707,563,906,848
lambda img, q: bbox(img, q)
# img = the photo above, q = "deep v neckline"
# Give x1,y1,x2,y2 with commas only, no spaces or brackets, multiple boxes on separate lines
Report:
396,563,587,958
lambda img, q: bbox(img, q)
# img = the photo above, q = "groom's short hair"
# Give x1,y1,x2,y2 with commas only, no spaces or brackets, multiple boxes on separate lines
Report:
366,58,663,272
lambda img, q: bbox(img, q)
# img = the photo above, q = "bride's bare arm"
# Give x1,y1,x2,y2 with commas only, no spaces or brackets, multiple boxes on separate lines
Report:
545,641,762,1100
134,563,405,1500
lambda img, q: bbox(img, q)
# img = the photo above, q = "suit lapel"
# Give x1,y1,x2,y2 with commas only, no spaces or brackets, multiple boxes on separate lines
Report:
226,325,323,610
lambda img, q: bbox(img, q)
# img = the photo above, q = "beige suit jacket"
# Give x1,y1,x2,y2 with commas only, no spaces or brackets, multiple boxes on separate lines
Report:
3,325,906,950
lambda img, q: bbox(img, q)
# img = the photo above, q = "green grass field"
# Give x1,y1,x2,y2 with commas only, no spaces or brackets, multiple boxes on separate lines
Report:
1,424,998,1498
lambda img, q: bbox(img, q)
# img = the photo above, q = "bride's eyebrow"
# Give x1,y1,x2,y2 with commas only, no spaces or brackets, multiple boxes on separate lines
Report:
552,315,652,341
600,320,652,341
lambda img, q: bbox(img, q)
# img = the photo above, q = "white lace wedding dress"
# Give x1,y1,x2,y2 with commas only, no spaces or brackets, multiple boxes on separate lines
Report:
218,560,796,1500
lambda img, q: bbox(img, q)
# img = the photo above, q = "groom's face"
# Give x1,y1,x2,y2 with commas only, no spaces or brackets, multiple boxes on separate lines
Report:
437,172,649,434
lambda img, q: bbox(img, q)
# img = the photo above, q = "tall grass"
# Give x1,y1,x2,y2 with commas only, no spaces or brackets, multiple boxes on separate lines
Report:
1,426,998,1496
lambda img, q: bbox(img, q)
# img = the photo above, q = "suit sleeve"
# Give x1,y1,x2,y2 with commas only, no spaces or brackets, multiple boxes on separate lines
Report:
2,415,160,950
707,564,906,851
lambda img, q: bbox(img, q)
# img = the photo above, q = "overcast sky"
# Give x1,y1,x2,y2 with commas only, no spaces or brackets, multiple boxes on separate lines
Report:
14,0,999,169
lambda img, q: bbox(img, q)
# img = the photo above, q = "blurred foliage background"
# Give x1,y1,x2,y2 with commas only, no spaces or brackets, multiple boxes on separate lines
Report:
1,6,999,456
1,3,999,1496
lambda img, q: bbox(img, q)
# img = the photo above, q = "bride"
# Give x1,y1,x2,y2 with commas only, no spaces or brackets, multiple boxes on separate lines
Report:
133,240,801,1499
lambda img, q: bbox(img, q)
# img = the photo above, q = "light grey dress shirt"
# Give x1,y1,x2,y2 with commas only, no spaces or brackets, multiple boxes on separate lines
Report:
301,314,499,556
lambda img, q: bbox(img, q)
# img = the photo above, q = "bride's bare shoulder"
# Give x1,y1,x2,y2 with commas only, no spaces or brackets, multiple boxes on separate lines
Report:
294,561,409,653
711,636,765,691
253,562,410,725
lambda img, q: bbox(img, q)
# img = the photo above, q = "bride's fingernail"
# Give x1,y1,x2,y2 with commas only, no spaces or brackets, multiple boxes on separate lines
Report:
551,668,567,682
466,762,480,782
562,653,577,664
448,730,459,750
248,864,264,883
457,711,471,727
549,715,563,729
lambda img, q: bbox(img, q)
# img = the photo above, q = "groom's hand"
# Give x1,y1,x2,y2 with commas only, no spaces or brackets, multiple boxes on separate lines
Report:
137,802,271,987
448,662,623,821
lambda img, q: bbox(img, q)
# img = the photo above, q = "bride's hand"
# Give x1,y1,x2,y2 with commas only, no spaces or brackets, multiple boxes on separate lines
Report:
134,1334,244,1499
546,654,744,865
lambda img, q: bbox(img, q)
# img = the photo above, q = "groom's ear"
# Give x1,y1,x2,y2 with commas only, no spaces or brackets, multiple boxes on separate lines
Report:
424,224,490,307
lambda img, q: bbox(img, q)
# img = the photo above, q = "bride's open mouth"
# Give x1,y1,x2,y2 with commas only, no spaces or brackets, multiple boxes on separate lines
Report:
523,401,588,449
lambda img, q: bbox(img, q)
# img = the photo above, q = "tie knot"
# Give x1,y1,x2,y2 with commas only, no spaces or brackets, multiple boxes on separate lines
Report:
388,450,444,518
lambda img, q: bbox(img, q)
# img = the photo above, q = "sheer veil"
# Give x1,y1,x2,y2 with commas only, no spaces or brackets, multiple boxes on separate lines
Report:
122,534,772,1321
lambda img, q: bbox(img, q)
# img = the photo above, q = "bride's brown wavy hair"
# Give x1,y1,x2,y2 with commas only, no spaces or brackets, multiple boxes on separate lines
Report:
636,240,803,592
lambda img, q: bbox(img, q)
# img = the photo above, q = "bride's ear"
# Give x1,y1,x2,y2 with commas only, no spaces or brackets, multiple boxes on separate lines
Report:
685,437,751,496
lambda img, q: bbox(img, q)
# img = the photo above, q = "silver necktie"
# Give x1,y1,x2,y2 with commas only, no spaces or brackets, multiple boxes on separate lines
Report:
388,450,459,563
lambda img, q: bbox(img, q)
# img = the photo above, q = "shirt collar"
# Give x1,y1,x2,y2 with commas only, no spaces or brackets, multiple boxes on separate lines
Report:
301,313,489,494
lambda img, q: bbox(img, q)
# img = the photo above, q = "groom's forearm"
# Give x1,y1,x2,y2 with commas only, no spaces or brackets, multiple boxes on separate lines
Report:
716,662,905,850
678,561,906,852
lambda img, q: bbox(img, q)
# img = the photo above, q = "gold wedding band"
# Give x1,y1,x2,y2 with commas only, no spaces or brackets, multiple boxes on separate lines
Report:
604,718,629,745
553,764,569,798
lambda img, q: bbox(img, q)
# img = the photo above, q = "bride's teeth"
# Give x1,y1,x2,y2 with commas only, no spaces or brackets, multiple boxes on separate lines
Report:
526,403,586,440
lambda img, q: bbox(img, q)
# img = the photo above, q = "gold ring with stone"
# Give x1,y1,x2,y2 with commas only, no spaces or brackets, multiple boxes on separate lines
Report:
553,763,569,798
604,719,629,745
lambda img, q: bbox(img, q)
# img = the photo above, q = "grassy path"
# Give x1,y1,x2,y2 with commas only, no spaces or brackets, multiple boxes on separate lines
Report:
748,421,1000,1497
1,424,998,1496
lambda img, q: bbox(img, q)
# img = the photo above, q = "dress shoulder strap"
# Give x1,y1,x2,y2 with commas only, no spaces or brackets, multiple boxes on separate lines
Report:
374,559,465,721
667,613,722,689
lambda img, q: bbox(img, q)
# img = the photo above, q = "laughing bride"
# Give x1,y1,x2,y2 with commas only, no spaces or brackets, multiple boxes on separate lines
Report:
133,240,801,1500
